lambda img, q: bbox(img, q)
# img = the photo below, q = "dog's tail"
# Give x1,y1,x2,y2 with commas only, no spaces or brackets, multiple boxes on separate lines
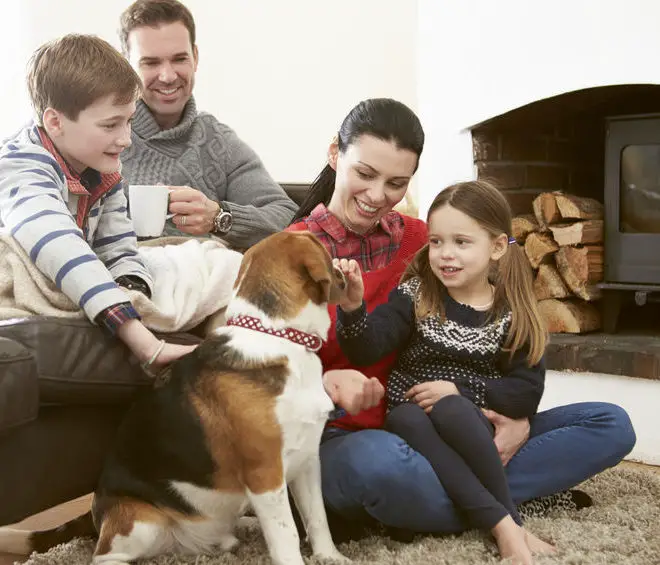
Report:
0,511,96,555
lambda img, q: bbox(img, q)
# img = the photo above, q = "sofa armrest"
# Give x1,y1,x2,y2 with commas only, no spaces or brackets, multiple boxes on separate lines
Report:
0,336,38,433
0,317,201,406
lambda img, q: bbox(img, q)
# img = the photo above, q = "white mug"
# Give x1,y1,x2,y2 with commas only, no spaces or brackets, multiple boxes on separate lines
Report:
128,185,173,238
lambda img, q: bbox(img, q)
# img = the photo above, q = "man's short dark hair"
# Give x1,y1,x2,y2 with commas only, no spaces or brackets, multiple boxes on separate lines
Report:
119,0,196,55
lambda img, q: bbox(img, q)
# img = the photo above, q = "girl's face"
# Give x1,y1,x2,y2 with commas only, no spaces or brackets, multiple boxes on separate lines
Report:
327,134,418,234
427,204,507,294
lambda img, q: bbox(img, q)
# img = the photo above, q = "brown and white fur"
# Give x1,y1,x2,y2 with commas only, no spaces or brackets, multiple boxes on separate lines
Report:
0,231,349,565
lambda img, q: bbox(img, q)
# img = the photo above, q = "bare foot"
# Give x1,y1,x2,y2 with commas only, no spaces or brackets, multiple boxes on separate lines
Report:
492,516,534,565
525,530,556,555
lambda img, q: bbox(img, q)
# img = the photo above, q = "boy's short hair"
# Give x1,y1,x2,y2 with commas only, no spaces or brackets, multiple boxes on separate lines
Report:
119,0,196,55
27,34,142,125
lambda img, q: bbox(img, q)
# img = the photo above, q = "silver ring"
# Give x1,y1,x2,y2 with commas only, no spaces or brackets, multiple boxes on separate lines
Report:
180,215,187,226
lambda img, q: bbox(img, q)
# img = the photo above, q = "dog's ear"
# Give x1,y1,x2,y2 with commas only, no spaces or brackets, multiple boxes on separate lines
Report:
302,254,332,303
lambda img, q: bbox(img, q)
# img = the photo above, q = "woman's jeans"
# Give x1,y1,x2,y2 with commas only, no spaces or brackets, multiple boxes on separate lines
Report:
319,402,636,533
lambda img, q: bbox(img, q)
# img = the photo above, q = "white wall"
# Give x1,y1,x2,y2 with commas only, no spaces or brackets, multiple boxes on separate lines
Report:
1,0,418,183
416,0,660,218
541,371,660,466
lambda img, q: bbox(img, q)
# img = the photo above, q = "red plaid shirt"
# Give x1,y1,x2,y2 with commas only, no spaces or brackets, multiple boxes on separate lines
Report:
288,204,405,272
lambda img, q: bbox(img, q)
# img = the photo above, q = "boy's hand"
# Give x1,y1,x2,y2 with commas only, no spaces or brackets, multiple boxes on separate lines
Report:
332,258,364,312
406,380,459,413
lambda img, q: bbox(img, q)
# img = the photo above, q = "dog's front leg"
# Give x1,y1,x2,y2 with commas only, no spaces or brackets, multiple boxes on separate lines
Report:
247,483,305,565
290,454,349,562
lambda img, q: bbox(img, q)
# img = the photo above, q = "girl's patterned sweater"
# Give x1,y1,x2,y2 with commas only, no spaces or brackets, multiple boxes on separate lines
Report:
337,277,545,418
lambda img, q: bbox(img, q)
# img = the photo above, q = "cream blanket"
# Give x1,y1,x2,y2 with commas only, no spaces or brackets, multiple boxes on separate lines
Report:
0,235,243,333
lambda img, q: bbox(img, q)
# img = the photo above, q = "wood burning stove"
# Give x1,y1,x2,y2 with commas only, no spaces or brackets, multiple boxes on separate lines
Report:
600,113,660,331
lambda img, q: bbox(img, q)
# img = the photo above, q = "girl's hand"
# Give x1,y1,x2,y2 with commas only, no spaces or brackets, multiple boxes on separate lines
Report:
405,381,459,413
332,258,364,312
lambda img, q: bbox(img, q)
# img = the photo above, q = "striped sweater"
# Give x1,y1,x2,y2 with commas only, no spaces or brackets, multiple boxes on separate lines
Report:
0,123,152,322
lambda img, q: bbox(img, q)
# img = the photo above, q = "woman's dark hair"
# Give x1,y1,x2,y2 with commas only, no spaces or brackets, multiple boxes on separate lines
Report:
291,98,425,223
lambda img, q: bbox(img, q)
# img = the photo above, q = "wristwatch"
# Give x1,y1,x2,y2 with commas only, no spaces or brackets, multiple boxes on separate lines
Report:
115,275,151,299
212,204,233,235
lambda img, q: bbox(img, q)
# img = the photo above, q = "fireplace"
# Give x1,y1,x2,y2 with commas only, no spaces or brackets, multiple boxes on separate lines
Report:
470,84,660,334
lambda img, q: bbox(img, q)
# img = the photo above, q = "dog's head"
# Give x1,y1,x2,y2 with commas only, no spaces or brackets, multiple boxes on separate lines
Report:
232,231,346,323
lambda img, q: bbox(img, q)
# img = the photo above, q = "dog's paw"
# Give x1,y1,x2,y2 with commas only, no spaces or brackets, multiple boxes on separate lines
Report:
218,532,240,552
314,550,351,563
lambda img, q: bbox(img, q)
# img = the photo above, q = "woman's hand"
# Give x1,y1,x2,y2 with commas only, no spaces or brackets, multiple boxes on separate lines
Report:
332,258,364,312
323,369,384,415
482,409,530,466
405,381,459,413
167,186,221,235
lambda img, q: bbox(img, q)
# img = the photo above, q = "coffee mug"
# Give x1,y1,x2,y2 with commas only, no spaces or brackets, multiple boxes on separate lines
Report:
128,185,173,238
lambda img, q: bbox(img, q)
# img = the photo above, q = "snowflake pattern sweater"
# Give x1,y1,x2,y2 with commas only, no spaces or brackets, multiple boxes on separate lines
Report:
337,277,545,419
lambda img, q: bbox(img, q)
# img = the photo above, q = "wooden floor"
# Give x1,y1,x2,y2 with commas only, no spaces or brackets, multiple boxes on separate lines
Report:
1,461,658,564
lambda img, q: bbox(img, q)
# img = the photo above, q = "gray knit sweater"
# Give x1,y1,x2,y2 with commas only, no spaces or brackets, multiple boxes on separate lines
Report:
121,98,298,248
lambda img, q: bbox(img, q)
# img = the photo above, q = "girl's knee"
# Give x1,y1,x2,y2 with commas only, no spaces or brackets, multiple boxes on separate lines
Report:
428,394,478,424
385,402,427,433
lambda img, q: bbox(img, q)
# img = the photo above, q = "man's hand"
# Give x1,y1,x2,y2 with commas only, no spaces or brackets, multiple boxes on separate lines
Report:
482,409,530,466
322,369,384,415
332,258,364,312
405,381,459,413
167,186,220,235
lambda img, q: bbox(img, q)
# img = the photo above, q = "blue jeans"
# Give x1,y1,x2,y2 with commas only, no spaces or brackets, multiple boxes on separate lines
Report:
320,402,636,533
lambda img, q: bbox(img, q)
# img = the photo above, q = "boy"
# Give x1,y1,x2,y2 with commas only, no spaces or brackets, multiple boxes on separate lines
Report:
0,34,194,370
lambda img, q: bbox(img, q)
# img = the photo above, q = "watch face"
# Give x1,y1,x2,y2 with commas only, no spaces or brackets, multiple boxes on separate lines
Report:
215,211,233,234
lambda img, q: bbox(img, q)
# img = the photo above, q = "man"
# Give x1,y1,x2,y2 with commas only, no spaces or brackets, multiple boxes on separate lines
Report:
118,0,298,249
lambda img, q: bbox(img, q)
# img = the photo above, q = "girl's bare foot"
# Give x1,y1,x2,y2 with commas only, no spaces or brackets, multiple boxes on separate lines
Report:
492,516,534,565
525,530,556,555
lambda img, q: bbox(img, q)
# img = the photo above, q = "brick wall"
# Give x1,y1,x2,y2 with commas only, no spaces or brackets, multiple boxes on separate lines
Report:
472,117,605,216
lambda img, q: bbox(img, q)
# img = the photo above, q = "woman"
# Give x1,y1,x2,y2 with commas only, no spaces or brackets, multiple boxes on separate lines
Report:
288,98,636,538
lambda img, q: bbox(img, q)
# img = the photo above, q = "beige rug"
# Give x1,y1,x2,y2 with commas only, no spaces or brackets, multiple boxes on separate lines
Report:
19,466,660,565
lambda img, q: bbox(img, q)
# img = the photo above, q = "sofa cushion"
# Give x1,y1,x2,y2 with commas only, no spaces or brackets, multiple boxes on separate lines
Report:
0,336,38,432
0,317,200,406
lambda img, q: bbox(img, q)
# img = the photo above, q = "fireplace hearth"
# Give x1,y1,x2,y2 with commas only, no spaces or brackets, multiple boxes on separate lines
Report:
470,84,660,334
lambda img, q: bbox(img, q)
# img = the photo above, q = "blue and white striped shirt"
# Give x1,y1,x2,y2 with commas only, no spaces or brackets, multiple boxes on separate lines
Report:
0,123,153,322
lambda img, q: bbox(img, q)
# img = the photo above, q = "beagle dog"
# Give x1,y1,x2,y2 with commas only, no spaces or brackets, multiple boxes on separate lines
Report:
0,231,348,565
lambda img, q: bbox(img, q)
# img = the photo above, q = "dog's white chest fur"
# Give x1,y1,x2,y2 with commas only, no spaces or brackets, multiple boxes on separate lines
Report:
276,348,334,478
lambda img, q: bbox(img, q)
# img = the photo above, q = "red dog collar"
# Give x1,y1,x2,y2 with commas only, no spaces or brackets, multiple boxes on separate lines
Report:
226,315,323,352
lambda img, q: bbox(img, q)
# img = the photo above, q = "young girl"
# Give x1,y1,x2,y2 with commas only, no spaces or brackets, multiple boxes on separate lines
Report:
334,180,556,564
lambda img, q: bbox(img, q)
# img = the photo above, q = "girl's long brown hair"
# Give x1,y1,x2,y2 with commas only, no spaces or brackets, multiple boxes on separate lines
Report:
402,180,547,366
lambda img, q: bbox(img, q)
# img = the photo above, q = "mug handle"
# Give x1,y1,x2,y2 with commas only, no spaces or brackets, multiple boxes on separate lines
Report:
164,186,175,219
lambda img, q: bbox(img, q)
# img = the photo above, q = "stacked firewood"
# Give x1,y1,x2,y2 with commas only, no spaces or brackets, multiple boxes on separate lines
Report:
512,192,604,333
